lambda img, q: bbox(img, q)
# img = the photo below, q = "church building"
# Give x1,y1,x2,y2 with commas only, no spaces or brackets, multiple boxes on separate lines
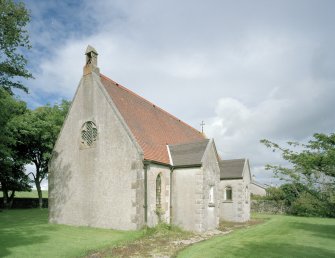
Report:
49,46,251,232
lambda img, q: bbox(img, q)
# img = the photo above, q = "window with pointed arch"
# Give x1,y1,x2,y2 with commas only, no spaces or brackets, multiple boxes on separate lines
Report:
224,186,232,201
156,174,162,209
245,185,249,203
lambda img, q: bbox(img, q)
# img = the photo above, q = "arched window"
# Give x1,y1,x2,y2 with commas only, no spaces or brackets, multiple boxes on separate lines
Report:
156,174,162,208
224,186,232,201
245,186,249,203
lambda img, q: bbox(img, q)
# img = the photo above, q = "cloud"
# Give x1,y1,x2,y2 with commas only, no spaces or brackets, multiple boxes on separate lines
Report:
206,85,335,183
21,0,335,184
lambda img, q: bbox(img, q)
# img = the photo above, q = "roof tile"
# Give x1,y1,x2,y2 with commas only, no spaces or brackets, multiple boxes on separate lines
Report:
219,159,246,179
169,139,209,166
101,74,206,164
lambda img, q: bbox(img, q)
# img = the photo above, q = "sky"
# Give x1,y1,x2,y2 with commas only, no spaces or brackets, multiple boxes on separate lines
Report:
19,0,335,187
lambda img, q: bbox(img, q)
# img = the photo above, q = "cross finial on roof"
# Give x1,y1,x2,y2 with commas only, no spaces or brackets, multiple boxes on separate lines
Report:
83,45,100,75
200,120,205,134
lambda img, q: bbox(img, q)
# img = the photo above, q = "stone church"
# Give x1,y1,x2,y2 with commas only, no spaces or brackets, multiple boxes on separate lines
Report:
49,46,251,232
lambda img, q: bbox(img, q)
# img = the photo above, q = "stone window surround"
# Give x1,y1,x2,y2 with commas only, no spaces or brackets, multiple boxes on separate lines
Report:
245,185,249,204
208,185,215,207
156,173,162,209
224,185,233,201
80,121,98,148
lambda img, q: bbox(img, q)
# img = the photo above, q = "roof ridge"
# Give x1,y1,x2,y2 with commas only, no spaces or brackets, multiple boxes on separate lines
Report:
252,181,267,188
100,74,204,138
220,158,246,162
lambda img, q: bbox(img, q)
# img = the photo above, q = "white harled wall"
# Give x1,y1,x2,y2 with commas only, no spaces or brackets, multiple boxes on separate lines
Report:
200,140,221,231
172,140,220,232
219,161,251,222
172,167,200,231
146,164,171,227
49,72,145,230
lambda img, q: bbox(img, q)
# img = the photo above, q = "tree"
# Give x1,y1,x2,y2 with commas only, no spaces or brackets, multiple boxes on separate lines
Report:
0,158,31,208
0,0,32,94
0,88,31,208
261,133,335,217
10,100,70,208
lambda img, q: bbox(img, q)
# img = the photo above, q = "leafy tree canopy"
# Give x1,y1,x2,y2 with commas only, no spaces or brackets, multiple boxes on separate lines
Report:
261,133,335,217
261,133,335,188
0,0,32,94
10,100,71,207
0,88,31,208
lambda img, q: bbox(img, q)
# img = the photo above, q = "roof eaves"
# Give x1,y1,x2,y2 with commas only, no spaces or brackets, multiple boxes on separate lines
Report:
144,159,171,167
173,163,202,169
252,181,267,189
220,177,243,180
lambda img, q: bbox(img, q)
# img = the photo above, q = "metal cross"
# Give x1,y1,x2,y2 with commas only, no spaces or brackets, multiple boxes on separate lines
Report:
200,121,205,134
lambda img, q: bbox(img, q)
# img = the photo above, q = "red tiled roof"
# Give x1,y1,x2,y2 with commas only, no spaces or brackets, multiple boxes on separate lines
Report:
100,74,206,164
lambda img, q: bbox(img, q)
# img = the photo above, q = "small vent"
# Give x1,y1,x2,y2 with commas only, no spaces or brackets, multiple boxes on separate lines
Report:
81,121,98,147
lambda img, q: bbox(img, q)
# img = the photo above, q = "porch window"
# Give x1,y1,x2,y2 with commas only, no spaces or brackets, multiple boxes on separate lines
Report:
209,186,214,203
225,186,232,201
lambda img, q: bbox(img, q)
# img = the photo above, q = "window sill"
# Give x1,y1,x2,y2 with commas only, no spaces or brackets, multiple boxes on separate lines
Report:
223,200,233,203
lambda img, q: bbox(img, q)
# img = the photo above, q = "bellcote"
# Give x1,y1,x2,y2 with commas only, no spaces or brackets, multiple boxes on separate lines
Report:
83,45,100,75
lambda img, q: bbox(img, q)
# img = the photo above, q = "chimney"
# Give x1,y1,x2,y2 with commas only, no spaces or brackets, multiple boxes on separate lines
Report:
83,45,100,75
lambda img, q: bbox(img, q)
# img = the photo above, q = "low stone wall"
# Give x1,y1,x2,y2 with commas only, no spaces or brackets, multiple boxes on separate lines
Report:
0,198,48,209
251,200,287,214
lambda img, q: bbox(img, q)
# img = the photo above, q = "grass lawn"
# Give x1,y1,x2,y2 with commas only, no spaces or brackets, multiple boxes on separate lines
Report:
1,210,335,258
0,190,48,198
177,214,335,258
0,209,142,258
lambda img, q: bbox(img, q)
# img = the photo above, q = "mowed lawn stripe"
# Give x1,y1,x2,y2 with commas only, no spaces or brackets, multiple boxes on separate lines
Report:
177,214,335,258
0,209,142,258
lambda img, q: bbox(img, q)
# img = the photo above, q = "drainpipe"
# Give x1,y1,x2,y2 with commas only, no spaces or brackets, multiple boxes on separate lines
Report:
143,162,148,224
170,167,174,225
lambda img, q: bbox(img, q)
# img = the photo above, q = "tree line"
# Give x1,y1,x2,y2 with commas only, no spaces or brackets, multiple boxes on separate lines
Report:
0,0,70,208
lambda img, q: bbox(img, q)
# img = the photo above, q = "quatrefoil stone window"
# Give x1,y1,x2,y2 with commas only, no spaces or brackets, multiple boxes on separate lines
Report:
81,121,98,147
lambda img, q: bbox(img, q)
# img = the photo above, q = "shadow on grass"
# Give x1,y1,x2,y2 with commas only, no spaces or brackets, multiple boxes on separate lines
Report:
0,209,53,257
289,222,335,240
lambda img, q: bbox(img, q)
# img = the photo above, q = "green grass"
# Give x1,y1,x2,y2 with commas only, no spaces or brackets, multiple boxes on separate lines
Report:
1,210,335,258
0,209,142,258
177,214,335,258
0,190,48,198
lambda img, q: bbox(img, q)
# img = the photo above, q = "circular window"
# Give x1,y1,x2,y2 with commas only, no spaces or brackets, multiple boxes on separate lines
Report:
81,121,98,147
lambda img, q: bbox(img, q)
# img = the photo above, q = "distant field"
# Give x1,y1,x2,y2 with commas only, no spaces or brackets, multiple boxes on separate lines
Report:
0,190,48,198
177,214,335,258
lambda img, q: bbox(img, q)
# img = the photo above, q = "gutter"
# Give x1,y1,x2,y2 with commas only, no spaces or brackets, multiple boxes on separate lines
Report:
173,164,202,169
220,177,243,180
170,167,174,224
